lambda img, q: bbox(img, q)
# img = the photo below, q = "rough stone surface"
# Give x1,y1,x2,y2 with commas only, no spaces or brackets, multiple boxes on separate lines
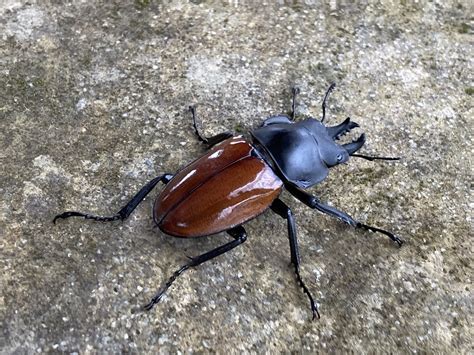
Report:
1,0,472,353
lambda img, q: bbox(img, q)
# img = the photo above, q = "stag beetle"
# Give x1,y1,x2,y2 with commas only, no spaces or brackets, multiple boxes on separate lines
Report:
54,84,402,319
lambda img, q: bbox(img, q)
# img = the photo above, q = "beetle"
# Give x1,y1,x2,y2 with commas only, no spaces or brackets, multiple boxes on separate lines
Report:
54,84,403,319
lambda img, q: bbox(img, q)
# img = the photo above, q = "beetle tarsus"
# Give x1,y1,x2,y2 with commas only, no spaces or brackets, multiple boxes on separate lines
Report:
270,198,320,320
295,265,320,320
144,227,247,311
357,223,404,247
53,174,172,225
53,211,122,224
144,264,190,311
143,295,161,311
285,184,404,247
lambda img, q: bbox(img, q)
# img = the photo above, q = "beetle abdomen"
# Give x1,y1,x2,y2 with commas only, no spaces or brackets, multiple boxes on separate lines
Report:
154,137,283,237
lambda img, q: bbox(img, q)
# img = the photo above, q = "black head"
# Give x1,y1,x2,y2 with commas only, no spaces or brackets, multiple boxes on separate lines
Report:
252,114,365,189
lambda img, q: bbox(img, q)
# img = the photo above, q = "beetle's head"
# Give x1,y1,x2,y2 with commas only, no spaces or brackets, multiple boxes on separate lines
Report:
251,112,367,189
310,117,365,168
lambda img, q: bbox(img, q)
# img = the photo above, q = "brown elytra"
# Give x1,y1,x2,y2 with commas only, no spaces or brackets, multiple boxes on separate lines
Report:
153,136,283,237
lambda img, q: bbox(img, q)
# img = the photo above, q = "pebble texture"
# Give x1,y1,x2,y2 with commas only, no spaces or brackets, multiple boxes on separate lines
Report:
1,0,472,353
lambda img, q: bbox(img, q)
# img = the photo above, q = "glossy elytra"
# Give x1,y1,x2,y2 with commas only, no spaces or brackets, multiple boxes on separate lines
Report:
54,84,403,319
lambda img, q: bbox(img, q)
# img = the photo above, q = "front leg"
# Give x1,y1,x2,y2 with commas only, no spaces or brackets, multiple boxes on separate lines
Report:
189,106,233,147
285,184,404,247
260,86,300,127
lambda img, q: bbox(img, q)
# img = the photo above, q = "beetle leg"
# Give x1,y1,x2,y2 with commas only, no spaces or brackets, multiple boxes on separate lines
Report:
189,106,233,147
321,83,336,123
143,226,247,311
270,198,320,320
285,184,404,247
53,174,173,224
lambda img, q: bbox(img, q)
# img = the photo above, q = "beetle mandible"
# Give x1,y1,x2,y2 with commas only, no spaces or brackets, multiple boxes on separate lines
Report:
54,84,403,319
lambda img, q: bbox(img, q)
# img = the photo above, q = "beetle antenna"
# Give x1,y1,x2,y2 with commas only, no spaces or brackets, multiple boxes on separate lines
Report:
190,106,209,144
321,83,336,124
351,153,400,161
291,87,300,121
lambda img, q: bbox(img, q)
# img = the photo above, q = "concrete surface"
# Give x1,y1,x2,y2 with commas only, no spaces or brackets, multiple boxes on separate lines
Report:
1,0,472,353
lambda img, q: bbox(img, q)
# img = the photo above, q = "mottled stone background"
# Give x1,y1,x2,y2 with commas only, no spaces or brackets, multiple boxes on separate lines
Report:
1,0,472,353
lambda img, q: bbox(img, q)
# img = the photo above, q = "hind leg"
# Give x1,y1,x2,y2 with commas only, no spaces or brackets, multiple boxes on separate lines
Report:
144,226,247,310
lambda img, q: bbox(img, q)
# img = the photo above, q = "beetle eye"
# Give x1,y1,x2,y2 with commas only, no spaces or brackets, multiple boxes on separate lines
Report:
336,154,343,162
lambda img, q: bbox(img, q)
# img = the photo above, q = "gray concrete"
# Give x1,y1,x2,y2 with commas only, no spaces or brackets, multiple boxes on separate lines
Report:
1,0,472,353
